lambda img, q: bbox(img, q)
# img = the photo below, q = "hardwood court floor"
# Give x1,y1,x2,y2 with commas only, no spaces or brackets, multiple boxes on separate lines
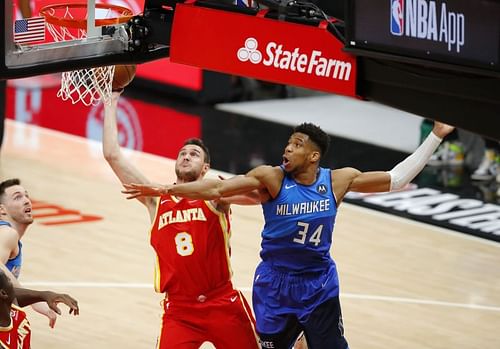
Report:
2,119,500,349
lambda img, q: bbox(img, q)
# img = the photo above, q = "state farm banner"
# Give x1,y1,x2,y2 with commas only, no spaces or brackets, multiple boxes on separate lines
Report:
170,3,357,97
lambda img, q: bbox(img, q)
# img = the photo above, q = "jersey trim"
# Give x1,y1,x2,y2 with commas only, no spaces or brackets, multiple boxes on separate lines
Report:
236,290,260,346
205,200,233,281
204,200,220,215
219,212,233,280
149,197,162,293
328,169,338,207
0,319,12,332
170,195,181,204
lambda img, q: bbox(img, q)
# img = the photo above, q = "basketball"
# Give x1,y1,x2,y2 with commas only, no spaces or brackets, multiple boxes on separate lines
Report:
112,64,136,91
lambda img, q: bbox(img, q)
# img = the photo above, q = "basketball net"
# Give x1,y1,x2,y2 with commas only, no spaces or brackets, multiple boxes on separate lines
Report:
58,65,115,106
41,3,132,106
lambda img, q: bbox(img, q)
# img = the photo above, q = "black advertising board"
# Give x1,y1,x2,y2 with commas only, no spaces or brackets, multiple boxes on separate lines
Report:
345,0,500,75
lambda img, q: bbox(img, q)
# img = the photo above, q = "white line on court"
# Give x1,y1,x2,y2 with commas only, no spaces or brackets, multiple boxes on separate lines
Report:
22,282,500,312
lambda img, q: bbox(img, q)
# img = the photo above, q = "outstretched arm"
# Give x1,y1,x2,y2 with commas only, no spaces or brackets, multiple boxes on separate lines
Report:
124,175,262,200
215,175,263,206
123,166,278,200
102,92,156,220
15,288,79,316
335,121,454,201
0,228,60,327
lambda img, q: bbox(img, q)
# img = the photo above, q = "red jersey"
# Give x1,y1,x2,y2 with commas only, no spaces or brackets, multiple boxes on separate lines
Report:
150,195,233,298
0,305,31,349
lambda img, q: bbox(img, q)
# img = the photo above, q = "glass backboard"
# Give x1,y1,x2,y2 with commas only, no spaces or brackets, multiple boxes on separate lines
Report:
1,0,170,79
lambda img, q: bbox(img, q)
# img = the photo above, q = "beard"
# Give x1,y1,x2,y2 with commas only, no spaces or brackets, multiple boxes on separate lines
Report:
11,211,34,225
175,168,198,183
18,216,34,225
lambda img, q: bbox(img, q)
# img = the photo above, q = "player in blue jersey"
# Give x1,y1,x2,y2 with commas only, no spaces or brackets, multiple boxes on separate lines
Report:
122,120,454,349
0,178,62,328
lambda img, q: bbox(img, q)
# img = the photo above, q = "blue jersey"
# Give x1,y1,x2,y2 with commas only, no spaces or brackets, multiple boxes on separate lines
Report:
0,221,22,278
260,167,337,273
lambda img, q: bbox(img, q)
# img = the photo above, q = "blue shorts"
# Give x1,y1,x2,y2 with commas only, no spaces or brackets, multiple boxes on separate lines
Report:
252,261,348,349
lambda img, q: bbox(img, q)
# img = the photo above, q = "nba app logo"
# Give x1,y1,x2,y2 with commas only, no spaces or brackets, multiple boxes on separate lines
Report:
390,0,404,36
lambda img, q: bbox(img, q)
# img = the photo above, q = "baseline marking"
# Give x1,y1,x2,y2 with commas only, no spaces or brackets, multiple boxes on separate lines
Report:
22,281,500,312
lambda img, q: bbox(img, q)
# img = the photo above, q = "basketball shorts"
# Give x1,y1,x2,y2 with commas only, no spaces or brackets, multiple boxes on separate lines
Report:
253,261,349,349
157,287,259,349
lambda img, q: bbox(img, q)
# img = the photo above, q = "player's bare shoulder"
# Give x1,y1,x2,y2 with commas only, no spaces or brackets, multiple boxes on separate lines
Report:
248,164,279,175
247,165,283,199
0,223,17,235
332,167,361,180
249,165,282,183
0,224,19,248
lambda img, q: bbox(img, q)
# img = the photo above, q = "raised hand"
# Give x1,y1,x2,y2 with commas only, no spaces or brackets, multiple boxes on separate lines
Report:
432,121,455,139
43,291,79,317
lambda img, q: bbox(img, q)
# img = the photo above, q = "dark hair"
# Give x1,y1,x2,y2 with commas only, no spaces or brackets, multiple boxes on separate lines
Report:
293,123,330,156
183,138,210,164
0,178,21,202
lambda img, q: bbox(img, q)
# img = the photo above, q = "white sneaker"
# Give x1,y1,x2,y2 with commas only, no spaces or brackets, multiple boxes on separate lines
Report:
471,149,497,181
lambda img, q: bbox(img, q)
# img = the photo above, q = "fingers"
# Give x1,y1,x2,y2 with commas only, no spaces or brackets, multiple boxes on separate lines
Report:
121,183,143,199
121,189,141,200
50,294,80,317
70,306,80,316
59,294,80,316
121,183,165,199
48,303,61,315
49,312,57,328
122,183,137,189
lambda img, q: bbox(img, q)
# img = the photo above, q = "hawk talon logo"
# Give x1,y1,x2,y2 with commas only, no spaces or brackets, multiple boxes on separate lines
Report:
237,37,262,64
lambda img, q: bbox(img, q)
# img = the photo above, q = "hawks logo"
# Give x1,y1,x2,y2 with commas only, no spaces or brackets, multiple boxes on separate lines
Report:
87,96,143,151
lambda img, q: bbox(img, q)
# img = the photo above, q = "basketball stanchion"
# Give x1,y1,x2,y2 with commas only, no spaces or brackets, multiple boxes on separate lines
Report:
40,2,133,105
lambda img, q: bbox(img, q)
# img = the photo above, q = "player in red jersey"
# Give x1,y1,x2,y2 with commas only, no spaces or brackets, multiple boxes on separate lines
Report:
0,269,79,349
102,91,259,349
0,304,30,349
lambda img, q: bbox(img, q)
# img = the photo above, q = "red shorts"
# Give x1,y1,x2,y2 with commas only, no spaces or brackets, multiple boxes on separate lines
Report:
156,284,259,349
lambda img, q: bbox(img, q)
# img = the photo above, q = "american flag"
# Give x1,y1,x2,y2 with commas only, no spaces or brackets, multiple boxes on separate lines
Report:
14,17,46,44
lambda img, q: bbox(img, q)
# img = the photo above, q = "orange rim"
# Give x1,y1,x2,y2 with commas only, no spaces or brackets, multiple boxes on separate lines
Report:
40,3,133,30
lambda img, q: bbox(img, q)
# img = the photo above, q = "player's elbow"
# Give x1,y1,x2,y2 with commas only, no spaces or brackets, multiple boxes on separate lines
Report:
388,170,407,191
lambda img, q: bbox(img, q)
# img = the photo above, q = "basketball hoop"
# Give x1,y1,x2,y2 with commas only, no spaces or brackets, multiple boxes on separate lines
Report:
40,2,133,106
